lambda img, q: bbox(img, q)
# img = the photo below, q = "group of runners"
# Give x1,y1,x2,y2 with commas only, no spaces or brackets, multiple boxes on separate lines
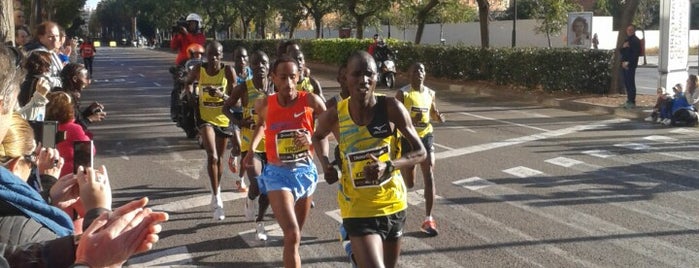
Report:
170,15,446,267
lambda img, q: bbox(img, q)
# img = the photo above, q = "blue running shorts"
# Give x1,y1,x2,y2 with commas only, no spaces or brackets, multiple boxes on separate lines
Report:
259,162,318,202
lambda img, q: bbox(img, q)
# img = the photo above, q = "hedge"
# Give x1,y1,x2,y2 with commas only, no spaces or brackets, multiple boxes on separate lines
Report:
163,38,613,94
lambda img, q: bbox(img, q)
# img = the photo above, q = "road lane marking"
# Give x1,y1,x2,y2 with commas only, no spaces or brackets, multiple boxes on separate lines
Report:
406,189,445,206
581,149,615,158
670,128,699,134
458,112,549,131
435,119,627,160
476,166,699,266
126,246,192,267
138,73,145,78
153,82,161,87
545,157,583,168
643,135,678,143
150,191,246,212
453,177,495,191
433,143,454,150
614,142,651,151
491,106,551,118
503,166,544,178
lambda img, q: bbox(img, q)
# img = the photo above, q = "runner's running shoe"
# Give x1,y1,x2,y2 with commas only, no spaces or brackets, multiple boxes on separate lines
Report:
421,219,439,237
256,222,268,241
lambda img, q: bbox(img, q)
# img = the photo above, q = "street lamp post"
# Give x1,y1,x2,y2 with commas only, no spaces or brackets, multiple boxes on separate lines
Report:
511,0,517,47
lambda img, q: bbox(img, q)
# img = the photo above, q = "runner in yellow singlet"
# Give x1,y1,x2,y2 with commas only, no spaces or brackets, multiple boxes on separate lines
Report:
312,51,426,268
395,62,446,237
223,50,273,240
184,41,237,221
288,49,325,102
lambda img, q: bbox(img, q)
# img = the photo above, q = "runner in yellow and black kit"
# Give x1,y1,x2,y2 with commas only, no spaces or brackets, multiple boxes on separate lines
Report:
223,50,272,241
312,51,426,268
185,41,237,221
288,49,325,102
395,62,446,237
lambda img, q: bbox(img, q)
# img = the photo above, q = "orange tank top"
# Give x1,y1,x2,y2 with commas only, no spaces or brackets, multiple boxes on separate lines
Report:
264,91,315,165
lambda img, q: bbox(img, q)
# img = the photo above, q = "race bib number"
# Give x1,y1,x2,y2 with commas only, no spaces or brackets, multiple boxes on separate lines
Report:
346,146,391,188
276,129,309,162
410,106,429,128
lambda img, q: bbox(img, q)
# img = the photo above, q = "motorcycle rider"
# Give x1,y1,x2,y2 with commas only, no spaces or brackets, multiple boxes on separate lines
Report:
171,13,206,67
170,43,204,129
373,39,394,70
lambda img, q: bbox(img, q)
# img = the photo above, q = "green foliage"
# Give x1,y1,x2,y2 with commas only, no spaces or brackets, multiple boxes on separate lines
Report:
427,0,478,24
500,0,540,20
197,39,612,94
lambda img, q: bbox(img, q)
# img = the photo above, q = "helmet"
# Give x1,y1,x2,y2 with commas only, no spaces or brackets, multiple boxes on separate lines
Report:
187,43,205,58
186,13,202,24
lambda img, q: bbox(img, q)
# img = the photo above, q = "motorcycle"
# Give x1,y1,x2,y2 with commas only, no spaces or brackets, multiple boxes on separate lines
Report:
376,50,397,89
169,58,202,139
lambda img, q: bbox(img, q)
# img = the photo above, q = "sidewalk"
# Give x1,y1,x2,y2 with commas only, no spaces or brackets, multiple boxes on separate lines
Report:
307,62,650,121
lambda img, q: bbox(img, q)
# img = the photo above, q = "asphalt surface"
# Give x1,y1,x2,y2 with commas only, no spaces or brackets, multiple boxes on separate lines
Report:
81,47,699,267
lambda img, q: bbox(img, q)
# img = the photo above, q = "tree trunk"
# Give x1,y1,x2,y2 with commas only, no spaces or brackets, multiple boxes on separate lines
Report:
414,0,441,44
476,0,490,48
355,16,365,39
415,21,425,44
241,18,250,39
546,32,551,48
1,0,14,44
641,28,647,65
610,0,641,95
289,25,296,39
314,15,322,39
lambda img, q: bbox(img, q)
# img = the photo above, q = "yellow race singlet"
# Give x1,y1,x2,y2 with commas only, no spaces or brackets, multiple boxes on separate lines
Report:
400,85,435,137
240,79,266,153
296,76,314,93
336,96,407,219
198,65,229,127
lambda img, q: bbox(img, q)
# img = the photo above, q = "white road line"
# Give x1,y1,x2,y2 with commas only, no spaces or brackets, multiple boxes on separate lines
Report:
435,119,627,160
581,149,615,158
453,176,495,191
670,128,699,134
439,125,477,133
126,246,192,267
433,142,454,150
438,191,595,267
643,135,678,143
491,106,551,118
478,168,699,267
459,111,549,131
150,191,246,212
138,73,145,78
153,82,161,87
406,189,445,206
545,157,584,168
614,142,651,151
503,166,544,178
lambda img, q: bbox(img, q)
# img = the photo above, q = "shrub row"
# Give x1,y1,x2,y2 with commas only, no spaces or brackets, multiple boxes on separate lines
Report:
164,38,613,94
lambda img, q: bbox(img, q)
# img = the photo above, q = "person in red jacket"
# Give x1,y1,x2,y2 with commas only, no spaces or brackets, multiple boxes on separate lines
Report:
170,13,206,66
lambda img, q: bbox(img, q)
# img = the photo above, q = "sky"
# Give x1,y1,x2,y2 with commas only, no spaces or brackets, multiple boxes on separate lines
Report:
85,0,101,10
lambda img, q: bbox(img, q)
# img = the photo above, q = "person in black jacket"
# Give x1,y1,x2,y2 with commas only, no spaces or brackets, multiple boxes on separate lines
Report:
620,24,642,109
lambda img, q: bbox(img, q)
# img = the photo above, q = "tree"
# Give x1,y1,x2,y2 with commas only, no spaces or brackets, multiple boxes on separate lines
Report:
610,0,641,95
277,0,308,38
344,0,394,39
501,0,540,20
532,0,579,48
300,0,337,38
633,0,660,65
413,0,441,44
475,0,490,48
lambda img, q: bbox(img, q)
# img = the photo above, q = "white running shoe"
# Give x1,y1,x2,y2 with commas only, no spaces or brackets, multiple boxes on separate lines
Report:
213,206,225,220
244,197,256,221
256,222,268,241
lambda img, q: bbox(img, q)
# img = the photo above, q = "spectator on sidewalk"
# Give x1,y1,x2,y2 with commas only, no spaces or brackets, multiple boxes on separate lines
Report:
620,25,641,109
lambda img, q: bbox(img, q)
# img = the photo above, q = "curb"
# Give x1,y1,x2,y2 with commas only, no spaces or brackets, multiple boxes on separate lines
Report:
307,62,649,121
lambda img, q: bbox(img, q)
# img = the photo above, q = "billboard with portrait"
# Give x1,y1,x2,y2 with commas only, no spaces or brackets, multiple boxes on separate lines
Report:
567,12,593,48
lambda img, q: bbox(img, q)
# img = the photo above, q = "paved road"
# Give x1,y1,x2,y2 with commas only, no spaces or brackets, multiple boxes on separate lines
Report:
82,47,699,267
636,55,698,95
